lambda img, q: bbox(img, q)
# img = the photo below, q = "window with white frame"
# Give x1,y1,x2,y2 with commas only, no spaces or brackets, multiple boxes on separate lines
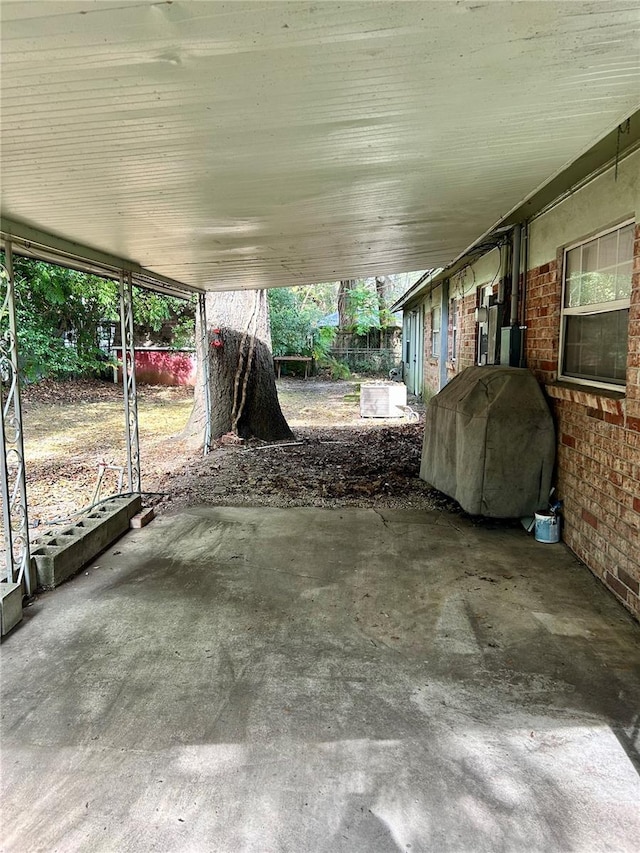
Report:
561,220,633,388
431,306,441,357
450,299,458,361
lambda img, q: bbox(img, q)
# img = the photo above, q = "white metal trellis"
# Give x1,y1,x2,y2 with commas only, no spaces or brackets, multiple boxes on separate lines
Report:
119,271,141,493
0,241,32,593
198,293,212,455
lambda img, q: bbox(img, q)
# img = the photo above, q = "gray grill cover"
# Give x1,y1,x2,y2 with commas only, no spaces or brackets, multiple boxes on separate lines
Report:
420,366,555,517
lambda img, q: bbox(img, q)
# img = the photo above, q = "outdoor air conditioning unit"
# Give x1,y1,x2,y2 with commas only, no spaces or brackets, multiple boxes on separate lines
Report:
360,382,407,418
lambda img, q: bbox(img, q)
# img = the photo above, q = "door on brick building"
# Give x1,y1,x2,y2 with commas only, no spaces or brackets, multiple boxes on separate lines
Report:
403,309,424,397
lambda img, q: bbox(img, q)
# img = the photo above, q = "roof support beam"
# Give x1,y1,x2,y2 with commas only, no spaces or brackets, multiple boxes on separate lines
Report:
0,217,200,300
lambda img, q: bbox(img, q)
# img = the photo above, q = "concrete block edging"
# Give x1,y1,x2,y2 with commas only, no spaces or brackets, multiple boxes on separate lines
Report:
31,495,142,590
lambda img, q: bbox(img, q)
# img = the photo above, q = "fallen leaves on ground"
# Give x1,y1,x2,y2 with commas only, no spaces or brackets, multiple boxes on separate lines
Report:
159,424,460,513
16,379,194,530
12,377,462,535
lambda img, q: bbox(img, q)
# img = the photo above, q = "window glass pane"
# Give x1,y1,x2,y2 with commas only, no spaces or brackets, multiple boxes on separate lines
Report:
582,239,599,273
566,247,581,278
618,223,634,263
599,230,617,268
565,248,581,307
563,309,628,385
566,274,582,308
580,271,616,305
615,261,633,300
565,223,635,308
562,223,633,385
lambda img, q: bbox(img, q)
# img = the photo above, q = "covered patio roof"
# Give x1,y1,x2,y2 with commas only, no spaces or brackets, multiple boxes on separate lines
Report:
1,1,640,294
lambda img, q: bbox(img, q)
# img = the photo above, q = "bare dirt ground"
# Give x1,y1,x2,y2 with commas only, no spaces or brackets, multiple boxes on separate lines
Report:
14,376,457,536
163,379,457,514
19,379,194,529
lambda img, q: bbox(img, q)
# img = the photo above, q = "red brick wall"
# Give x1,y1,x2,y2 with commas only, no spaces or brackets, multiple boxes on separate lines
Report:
423,309,439,395
444,299,457,382
525,227,640,620
458,292,478,370
523,258,561,384
627,226,640,432
423,291,479,397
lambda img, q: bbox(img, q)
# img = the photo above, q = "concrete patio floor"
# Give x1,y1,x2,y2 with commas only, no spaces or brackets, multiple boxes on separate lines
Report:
1,506,639,852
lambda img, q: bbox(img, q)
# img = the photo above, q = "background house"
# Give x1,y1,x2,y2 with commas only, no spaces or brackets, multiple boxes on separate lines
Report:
393,130,640,620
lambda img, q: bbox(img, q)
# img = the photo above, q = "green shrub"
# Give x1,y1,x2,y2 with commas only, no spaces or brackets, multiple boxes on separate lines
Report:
1,256,194,382
348,351,396,376
268,287,337,361
325,357,351,380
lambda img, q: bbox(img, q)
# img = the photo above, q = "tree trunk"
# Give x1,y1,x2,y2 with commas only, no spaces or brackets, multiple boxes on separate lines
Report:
337,279,357,329
376,275,392,349
184,289,293,446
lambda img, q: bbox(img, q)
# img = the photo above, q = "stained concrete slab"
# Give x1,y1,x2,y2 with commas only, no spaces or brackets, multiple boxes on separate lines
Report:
1,506,639,853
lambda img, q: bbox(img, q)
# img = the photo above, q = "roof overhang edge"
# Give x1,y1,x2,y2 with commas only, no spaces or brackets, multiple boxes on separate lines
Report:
0,217,200,300
392,110,640,314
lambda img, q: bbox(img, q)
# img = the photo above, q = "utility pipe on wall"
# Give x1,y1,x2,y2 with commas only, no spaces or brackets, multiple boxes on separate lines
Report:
519,222,529,366
510,225,522,326
497,242,508,305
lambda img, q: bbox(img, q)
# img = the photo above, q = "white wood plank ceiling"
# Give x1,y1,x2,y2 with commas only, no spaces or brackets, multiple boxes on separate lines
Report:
1,1,639,292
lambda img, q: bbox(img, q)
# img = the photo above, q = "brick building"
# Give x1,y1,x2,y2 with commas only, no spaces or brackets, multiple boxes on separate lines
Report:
394,133,639,621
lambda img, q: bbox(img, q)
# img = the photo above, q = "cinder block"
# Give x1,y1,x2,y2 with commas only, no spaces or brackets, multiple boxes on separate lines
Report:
31,495,142,589
130,508,155,529
24,558,38,597
1,583,23,636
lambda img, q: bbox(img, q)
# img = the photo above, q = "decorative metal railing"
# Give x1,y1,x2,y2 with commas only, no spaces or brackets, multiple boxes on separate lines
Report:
119,271,141,493
0,241,32,592
198,293,212,455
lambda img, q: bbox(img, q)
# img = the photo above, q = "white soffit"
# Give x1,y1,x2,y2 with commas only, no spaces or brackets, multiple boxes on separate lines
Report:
1,1,639,292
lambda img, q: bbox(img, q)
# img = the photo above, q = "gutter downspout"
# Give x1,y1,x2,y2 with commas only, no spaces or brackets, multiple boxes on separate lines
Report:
519,221,529,366
439,278,450,390
510,225,521,326
497,241,509,305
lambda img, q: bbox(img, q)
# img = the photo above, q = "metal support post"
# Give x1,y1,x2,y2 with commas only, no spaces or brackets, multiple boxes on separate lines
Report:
0,241,32,593
198,293,212,455
119,271,141,493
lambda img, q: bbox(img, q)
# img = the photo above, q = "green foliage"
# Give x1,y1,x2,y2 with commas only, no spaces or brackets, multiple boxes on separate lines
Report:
131,290,195,343
1,255,195,382
268,287,311,356
268,286,336,359
170,313,197,349
266,273,423,373
6,258,118,381
345,282,381,335
378,306,396,329
350,351,396,375
133,290,171,332
300,281,339,316
311,325,336,361
325,357,351,380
